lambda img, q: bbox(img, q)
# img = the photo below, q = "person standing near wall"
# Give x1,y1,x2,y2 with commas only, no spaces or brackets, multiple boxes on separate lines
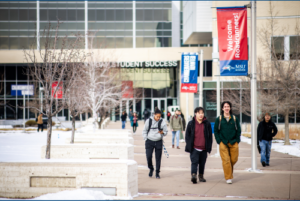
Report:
178,110,186,142
257,112,278,167
214,101,241,184
170,110,183,149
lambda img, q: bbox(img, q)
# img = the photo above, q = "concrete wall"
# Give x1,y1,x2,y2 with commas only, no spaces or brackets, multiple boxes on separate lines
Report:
41,145,134,160
0,161,138,198
65,136,134,145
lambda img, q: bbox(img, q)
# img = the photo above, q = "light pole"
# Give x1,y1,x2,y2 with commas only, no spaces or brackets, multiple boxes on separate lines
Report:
199,49,204,107
40,87,44,113
250,0,258,172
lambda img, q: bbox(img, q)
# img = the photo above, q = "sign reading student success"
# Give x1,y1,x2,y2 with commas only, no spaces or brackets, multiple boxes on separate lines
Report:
180,53,198,93
217,6,248,76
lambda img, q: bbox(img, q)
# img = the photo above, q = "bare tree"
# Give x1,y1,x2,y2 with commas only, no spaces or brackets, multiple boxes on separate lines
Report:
66,83,88,143
23,21,87,158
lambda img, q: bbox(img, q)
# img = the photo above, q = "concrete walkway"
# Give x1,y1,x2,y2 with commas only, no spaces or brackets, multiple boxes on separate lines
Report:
106,121,300,200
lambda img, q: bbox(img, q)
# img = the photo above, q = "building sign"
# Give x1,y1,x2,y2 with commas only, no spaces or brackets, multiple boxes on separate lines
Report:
217,6,248,76
52,82,63,99
84,61,178,68
180,53,198,93
11,85,34,96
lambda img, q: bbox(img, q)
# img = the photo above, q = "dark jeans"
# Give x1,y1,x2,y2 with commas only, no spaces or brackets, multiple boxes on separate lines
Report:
37,124,43,132
145,139,163,173
259,140,272,164
132,123,137,133
190,149,207,175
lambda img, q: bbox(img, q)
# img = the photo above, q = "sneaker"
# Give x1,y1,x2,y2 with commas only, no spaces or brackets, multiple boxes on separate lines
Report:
172,145,174,148
226,179,232,184
191,173,197,184
156,173,160,179
177,146,180,149
149,169,154,177
266,164,270,166
199,174,206,182
262,162,266,167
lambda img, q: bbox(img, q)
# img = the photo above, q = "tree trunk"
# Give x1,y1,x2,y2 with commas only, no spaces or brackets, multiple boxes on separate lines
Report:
45,117,52,159
284,112,291,145
70,114,75,144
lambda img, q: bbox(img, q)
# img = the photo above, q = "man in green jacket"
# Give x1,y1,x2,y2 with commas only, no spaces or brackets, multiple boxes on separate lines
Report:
214,101,241,184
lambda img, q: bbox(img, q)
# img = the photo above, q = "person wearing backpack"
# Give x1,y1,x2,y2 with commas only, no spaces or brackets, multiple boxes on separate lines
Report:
214,101,241,184
142,109,168,179
170,110,183,149
130,112,139,134
185,107,213,184
143,109,150,123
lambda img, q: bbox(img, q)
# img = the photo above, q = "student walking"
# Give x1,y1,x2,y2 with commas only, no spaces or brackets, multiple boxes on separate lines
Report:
121,111,127,129
142,109,168,179
185,107,213,184
131,112,139,134
37,113,44,132
257,112,278,167
170,110,183,149
178,110,186,142
214,101,241,184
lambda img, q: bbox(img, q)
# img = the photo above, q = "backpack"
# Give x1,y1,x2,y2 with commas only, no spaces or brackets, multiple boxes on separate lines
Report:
218,115,237,130
147,118,163,134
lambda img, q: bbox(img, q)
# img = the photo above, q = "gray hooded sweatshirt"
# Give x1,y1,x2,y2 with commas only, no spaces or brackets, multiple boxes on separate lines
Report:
142,117,168,141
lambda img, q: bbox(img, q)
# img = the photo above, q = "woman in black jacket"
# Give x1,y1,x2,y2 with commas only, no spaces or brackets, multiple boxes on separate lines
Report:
185,107,212,184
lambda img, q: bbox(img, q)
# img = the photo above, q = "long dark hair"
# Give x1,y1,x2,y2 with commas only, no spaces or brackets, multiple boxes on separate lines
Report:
221,101,232,115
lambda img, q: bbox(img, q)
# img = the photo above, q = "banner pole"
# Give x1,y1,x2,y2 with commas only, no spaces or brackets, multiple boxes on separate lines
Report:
250,0,258,171
199,50,204,107
186,93,189,122
216,62,221,157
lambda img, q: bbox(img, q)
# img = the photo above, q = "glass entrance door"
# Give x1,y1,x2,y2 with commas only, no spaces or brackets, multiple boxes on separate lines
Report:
152,98,167,119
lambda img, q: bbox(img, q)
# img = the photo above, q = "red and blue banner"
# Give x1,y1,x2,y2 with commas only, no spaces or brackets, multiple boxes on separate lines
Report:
181,53,198,93
217,6,248,76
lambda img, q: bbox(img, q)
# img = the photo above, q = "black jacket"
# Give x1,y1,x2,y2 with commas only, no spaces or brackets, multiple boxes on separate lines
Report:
185,117,213,153
181,114,186,130
257,119,278,145
121,113,127,121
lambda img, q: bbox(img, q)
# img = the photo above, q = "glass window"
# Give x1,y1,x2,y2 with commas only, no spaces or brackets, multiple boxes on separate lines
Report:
143,68,151,80
0,9,9,20
124,37,132,48
136,9,143,21
88,9,96,21
152,68,166,80
48,9,57,21
77,10,84,21
0,37,9,49
115,38,124,48
167,81,177,98
153,81,166,98
153,10,162,21
203,90,217,122
205,60,212,77
19,9,28,21
10,9,18,21
163,9,171,21
9,38,19,49
204,82,216,89
67,10,76,21
162,37,171,47
40,9,48,21
106,37,115,48
144,10,153,21
6,66,16,80
144,37,155,47
290,36,300,60
124,10,132,21
0,22,10,29
134,68,143,80
96,10,105,21
278,114,285,123
136,37,143,48
19,38,28,49
6,100,16,119
124,23,132,30
57,10,67,21
144,81,152,98
116,9,124,21
17,66,28,80
271,36,284,60
106,10,115,21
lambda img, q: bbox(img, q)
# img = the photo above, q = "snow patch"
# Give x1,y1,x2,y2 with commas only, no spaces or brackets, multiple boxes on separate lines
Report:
241,135,300,157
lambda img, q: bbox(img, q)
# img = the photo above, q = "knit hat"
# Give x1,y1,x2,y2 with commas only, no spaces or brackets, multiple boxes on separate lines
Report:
265,112,271,116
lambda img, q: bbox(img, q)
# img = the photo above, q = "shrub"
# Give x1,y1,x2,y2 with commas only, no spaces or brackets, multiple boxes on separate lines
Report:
25,120,37,127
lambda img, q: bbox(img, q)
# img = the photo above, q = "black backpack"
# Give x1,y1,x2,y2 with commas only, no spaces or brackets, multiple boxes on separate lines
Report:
147,118,163,134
